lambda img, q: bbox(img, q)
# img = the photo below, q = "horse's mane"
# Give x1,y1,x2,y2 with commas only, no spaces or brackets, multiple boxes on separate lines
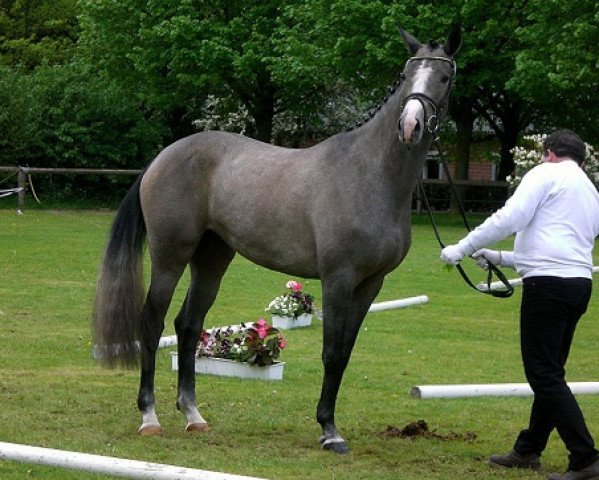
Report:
345,39,444,132
345,75,404,132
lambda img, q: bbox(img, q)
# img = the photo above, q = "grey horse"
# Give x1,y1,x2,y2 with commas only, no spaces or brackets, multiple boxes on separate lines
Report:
93,25,461,454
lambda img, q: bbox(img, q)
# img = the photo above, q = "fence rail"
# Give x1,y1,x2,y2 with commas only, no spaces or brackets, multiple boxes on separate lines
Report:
0,166,143,212
0,166,509,213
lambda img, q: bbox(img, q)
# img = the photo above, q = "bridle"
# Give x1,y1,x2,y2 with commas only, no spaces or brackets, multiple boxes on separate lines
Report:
400,56,457,137
399,56,514,298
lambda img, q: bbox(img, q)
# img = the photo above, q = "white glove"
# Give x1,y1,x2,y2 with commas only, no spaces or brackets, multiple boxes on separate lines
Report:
440,244,467,265
472,249,501,270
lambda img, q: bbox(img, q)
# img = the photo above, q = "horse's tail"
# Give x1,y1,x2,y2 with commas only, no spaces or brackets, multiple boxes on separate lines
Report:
92,173,146,368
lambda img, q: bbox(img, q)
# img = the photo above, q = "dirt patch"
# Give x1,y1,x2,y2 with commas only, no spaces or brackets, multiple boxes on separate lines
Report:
381,419,477,442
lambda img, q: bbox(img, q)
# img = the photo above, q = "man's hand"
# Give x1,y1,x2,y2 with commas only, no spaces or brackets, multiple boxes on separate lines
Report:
472,249,501,270
440,244,466,265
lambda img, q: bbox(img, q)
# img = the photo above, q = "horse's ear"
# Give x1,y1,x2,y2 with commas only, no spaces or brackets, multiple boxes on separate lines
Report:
399,27,422,55
443,23,462,57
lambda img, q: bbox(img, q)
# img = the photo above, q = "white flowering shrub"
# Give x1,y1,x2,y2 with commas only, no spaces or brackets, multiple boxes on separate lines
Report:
508,134,599,188
192,95,254,134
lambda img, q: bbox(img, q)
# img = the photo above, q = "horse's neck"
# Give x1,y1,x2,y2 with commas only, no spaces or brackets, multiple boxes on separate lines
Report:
349,94,432,205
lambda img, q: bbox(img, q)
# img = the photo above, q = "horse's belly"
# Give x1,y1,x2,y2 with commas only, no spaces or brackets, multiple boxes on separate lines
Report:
211,224,320,279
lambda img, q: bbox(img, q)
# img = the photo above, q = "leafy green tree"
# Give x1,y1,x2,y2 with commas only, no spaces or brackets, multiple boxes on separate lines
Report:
78,0,338,143
0,66,43,163
508,0,599,144
0,0,80,68
0,62,165,172
277,0,539,180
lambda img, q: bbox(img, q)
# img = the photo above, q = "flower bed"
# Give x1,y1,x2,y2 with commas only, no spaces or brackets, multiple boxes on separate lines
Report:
271,313,312,330
173,319,288,379
266,280,316,329
171,353,284,380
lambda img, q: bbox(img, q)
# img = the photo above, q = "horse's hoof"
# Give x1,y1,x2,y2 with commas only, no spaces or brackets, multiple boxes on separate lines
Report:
138,424,163,436
186,422,210,433
321,440,350,454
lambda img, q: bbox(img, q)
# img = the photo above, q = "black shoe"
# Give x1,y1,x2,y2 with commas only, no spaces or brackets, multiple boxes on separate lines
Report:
488,449,541,470
547,459,599,480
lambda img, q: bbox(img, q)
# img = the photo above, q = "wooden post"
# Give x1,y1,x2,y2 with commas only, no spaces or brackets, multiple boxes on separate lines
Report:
17,167,27,214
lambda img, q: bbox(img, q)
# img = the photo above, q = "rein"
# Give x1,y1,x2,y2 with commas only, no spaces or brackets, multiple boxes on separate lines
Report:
401,56,514,298
418,138,514,298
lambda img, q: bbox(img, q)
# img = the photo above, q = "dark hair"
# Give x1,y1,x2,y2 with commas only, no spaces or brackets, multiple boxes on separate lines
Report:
543,129,586,165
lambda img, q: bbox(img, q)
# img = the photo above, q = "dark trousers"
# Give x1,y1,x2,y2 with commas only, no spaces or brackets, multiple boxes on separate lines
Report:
514,276,598,471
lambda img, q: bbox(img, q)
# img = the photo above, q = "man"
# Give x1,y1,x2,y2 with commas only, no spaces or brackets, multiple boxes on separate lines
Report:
440,129,599,480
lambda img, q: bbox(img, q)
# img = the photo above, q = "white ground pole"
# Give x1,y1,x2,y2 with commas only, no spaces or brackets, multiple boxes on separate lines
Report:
411,382,599,399
149,295,429,352
477,266,599,292
367,295,429,313
93,324,248,359
0,441,267,480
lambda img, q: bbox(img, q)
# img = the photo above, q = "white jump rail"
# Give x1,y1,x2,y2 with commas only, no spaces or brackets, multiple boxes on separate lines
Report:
94,295,430,357
477,266,599,292
93,323,248,359
0,441,268,480
367,295,429,313
411,382,599,399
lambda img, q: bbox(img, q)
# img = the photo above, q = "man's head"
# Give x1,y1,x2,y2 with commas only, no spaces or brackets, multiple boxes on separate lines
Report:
542,129,586,165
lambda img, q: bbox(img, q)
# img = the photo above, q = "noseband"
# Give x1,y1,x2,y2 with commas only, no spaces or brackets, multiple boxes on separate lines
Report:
400,56,456,136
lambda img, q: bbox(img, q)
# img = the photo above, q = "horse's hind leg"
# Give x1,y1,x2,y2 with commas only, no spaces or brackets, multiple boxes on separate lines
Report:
174,231,235,432
138,258,188,436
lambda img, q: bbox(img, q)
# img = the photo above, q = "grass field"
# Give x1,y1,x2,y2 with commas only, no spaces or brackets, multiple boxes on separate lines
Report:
1,208,599,479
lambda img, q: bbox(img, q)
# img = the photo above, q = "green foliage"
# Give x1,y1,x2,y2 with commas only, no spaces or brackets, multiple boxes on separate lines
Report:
508,1,599,143
0,66,42,163
1,0,597,188
78,0,324,141
0,0,80,68
0,63,165,164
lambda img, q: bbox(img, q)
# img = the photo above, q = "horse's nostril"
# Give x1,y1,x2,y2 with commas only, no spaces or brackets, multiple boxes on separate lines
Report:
411,120,421,142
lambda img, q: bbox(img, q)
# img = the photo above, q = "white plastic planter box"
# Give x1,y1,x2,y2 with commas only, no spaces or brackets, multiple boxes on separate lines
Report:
271,313,312,330
171,353,284,381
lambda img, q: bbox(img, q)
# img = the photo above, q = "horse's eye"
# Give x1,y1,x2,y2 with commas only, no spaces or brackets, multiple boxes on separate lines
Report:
441,74,450,83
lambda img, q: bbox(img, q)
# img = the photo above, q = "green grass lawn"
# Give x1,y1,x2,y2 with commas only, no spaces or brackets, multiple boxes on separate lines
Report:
1,208,599,479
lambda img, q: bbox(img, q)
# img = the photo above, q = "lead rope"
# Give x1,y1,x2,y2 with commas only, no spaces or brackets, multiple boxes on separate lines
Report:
419,133,514,298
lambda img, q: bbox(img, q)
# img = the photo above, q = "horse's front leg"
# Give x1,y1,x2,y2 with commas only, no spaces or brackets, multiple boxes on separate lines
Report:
317,273,384,453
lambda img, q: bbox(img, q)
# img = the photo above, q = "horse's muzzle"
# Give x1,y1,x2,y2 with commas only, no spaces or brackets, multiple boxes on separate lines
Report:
398,99,425,145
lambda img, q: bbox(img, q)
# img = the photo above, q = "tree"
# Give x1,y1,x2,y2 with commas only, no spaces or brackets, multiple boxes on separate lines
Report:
78,0,339,143
0,0,80,68
508,0,599,144
0,62,165,175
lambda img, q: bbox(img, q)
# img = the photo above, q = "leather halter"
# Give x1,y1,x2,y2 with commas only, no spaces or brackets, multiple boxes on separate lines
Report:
400,56,456,135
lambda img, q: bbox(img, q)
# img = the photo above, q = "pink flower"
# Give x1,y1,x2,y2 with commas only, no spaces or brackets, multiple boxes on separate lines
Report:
278,338,287,349
286,280,302,292
255,318,268,339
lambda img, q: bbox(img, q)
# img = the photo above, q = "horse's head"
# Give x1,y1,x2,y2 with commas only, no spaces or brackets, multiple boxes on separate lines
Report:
397,25,461,145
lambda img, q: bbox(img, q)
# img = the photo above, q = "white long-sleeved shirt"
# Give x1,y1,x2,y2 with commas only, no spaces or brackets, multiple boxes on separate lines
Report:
459,159,599,279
